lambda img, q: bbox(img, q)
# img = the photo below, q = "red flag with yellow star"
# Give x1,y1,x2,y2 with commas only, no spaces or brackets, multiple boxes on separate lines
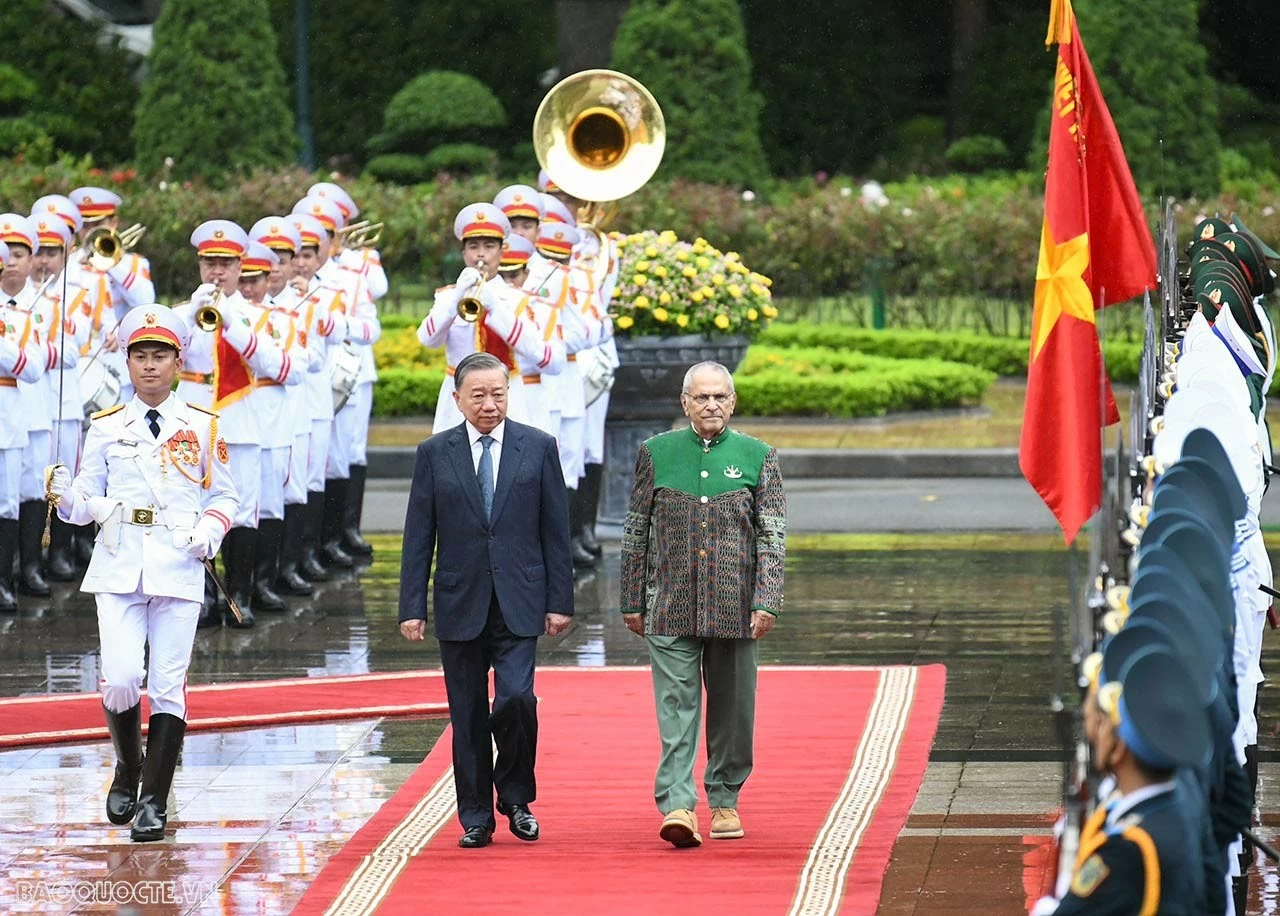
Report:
1019,0,1157,543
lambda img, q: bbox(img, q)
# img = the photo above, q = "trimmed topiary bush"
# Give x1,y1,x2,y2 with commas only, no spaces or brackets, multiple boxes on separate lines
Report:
366,71,504,181
134,0,296,183
611,0,769,187
364,154,433,185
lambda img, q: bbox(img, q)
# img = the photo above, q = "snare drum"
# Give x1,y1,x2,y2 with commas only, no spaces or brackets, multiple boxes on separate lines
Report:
79,358,122,418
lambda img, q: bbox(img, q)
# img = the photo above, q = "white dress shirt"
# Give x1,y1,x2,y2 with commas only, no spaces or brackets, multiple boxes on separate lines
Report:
466,419,504,490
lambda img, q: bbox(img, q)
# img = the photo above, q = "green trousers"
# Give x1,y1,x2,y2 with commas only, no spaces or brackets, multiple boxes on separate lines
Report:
646,635,758,813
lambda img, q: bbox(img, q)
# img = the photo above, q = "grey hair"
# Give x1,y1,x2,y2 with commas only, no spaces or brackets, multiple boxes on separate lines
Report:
454,352,507,389
681,361,735,395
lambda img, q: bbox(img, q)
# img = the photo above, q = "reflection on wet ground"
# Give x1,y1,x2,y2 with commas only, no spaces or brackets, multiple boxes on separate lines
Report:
1,535,1277,913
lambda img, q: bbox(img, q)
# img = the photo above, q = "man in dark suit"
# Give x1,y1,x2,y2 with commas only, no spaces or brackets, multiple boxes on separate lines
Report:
399,351,574,848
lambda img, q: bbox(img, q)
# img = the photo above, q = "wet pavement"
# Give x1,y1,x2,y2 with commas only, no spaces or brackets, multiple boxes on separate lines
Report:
1,535,1278,913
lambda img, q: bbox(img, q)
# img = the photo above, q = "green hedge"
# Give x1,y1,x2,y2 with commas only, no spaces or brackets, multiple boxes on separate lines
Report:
372,353,994,419
756,324,1143,382
7,160,1280,305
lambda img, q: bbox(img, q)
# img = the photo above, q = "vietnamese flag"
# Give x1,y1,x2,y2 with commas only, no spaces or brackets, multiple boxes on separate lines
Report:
212,328,253,411
1019,0,1157,543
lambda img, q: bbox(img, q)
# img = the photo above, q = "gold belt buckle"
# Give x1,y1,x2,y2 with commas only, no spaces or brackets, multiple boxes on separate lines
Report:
131,508,154,526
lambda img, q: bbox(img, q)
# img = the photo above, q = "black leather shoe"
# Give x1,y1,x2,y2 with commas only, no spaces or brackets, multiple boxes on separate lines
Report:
497,802,540,841
458,825,494,848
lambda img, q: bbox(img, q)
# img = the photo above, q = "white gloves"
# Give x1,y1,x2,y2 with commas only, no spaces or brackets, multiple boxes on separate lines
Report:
191,283,218,310
455,267,482,299
184,517,225,560
45,465,72,500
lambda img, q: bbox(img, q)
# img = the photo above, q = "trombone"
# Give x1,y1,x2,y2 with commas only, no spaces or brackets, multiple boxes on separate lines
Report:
84,224,147,271
336,220,383,249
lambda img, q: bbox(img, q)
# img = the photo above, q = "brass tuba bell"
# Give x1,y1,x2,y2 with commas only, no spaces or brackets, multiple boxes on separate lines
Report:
532,69,665,205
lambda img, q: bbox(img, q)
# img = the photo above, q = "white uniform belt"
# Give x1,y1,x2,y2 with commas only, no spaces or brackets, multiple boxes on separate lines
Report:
122,507,200,528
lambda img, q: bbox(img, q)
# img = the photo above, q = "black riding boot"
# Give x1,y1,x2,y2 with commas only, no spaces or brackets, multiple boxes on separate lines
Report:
104,702,144,825
300,491,332,581
131,713,186,842
579,463,604,557
319,478,354,568
46,515,78,581
17,500,50,596
341,464,373,557
253,519,286,611
221,528,256,629
276,503,314,595
0,518,17,612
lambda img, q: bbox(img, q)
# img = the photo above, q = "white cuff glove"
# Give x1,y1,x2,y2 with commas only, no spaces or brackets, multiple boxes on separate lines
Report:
184,519,223,560
191,283,218,309
46,465,72,500
455,267,482,294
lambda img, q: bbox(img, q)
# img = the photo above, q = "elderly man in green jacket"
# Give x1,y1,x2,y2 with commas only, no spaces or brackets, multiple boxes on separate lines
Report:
621,360,787,848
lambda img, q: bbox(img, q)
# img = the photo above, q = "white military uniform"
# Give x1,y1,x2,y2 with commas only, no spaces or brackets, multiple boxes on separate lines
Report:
319,252,381,479
0,290,46,520
419,203,561,434
293,256,348,492
573,231,620,466
59,392,236,718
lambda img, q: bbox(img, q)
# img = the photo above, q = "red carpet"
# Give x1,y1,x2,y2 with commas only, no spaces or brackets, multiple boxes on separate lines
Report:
295,664,946,916
0,670,449,749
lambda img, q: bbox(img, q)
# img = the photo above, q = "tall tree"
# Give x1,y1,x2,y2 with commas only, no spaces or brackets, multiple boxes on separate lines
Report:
0,0,140,162
135,0,295,182
1057,0,1219,196
612,0,769,186
271,0,553,169
556,0,629,74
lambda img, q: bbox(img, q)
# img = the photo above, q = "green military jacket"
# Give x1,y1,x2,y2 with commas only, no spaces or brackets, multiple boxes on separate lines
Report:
620,426,786,638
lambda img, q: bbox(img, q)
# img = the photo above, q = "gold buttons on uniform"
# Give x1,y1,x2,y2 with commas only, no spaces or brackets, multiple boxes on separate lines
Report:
699,549,706,557
701,522,707,529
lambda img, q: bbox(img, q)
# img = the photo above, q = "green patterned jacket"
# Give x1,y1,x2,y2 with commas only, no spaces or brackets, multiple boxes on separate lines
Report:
620,426,786,638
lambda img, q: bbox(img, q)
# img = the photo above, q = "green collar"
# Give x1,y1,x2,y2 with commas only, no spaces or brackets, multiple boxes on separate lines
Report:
688,425,731,449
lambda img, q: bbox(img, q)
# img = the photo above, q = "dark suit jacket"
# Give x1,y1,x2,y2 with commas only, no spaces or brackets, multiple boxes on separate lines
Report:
398,418,574,641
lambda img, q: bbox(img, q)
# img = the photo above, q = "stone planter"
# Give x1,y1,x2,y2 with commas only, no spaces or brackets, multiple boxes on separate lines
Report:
599,333,750,527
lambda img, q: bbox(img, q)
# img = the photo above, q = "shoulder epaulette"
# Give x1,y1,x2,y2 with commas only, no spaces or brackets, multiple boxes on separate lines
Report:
90,404,125,421
188,402,219,417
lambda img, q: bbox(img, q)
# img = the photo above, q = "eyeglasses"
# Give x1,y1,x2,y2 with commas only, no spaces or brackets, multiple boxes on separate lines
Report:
686,393,733,405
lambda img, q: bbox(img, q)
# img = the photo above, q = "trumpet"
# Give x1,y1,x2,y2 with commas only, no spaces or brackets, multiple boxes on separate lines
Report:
457,261,487,322
84,223,147,271
195,289,224,332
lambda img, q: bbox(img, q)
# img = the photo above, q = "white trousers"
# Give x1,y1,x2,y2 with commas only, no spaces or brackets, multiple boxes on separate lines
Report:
328,381,373,479
97,591,201,719
0,447,21,519
308,419,331,492
258,446,289,520
285,433,308,506
228,443,260,528
19,430,52,501
558,416,584,489
1232,533,1272,752
583,390,610,465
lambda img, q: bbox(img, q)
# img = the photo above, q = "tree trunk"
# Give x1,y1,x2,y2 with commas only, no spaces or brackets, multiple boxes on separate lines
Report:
948,0,987,141
556,0,629,75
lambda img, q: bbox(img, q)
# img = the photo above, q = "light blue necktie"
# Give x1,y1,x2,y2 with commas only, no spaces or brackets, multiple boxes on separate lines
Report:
477,435,495,520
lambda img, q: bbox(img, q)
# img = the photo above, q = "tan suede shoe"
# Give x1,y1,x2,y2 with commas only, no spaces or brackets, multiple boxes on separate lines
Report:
659,808,703,848
709,806,744,839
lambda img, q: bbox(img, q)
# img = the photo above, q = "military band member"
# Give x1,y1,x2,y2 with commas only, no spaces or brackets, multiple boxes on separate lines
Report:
295,194,381,564
26,213,91,583
172,220,288,628
287,212,350,579
418,204,562,434
46,304,237,842
0,235,49,612
4,212,58,597
240,241,309,610
542,173,621,558
70,186,156,311
252,217,316,596
496,234,569,436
